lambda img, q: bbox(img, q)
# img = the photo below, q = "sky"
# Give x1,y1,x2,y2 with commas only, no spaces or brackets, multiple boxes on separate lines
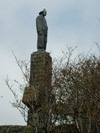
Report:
0,0,100,125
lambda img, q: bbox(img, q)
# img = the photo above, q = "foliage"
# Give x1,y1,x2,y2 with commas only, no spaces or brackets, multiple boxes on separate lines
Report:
6,47,100,133
52,47,100,132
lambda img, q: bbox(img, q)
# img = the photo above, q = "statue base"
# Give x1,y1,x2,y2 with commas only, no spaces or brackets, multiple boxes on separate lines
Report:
22,51,52,125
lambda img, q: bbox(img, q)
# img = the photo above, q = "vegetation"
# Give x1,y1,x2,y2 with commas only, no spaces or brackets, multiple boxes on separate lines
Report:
6,46,100,133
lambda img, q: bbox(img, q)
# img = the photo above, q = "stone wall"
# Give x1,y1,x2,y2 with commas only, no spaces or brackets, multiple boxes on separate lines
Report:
0,125,79,133
0,126,36,133
0,126,25,133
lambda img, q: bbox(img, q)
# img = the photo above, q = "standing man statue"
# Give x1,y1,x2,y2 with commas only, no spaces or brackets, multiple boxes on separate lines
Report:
36,9,48,51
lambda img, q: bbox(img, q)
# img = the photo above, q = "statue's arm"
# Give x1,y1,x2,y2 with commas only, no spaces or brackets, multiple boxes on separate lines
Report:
36,17,43,34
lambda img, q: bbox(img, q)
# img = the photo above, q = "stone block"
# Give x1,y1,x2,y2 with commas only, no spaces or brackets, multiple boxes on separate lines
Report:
22,86,38,107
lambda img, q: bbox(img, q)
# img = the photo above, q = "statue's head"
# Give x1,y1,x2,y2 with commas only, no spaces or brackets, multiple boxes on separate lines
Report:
43,9,47,16
39,9,47,16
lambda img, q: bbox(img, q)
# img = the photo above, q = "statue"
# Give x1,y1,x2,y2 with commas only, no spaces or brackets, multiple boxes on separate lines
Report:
36,9,48,51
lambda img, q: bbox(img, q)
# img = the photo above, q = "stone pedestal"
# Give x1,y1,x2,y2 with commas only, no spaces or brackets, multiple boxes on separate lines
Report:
22,51,52,125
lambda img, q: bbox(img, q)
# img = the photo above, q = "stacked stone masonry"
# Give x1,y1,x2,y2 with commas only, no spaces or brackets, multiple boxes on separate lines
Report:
0,125,79,133
23,51,52,106
22,51,52,125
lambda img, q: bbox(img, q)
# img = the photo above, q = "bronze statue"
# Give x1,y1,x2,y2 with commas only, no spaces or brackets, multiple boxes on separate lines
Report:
36,9,48,51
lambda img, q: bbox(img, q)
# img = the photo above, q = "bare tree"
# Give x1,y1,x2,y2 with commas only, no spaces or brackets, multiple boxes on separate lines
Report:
52,47,100,133
6,47,100,133
6,52,57,133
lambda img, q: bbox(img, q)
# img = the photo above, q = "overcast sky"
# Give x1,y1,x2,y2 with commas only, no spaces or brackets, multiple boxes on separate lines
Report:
0,0,100,125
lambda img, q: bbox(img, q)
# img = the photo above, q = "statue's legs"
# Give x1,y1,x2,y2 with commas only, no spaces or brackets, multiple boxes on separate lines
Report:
37,34,47,51
44,35,47,50
37,34,43,50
